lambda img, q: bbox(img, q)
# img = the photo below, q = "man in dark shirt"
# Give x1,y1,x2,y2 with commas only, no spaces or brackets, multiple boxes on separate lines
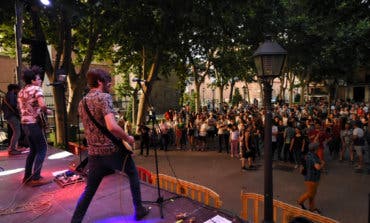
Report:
71,69,149,222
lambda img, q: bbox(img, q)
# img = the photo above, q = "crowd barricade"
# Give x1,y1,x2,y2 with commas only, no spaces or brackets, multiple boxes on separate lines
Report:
152,173,222,208
136,166,153,184
240,191,339,223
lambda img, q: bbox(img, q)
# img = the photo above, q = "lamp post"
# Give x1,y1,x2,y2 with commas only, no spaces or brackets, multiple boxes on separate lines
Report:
253,37,287,223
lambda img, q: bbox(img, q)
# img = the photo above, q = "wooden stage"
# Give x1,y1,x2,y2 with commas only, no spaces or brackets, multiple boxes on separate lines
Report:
0,147,242,223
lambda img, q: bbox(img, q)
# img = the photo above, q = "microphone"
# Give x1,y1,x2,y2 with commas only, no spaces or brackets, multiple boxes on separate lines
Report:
47,82,64,86
132,78,147,83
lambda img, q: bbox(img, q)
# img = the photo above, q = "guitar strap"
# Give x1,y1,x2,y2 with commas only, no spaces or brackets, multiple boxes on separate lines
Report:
83,98,132,172
2,97,19,115
83,99,121,146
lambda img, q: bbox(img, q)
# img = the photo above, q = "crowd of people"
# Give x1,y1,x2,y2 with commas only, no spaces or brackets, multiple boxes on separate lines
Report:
135,100,369,171
130,99,369,214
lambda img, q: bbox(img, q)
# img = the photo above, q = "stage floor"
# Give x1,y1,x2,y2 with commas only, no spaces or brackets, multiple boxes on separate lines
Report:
0,147,240,223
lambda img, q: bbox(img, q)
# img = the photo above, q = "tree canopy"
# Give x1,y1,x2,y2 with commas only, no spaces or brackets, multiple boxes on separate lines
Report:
0,0,369,140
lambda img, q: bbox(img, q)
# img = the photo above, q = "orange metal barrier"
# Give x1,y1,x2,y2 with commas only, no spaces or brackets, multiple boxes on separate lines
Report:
152,173,222,208
136,166,153,184
240,191,339,223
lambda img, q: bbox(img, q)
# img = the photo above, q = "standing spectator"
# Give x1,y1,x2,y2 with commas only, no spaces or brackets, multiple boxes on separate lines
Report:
18,66,52,186
138,124,150,156
308,122,328,162
229,124,239,158
2,84,22,155
271,120,278,160
276,118,285,161
174,117,185,149
297,142,325,213
186,121,196,151
290,128,306,168
352,121,365,170
159,119,170,151
206,113,217,139
241,125,256,169
283,121,295,162
198,118,208,151
217,115,229,153
340,122,353,162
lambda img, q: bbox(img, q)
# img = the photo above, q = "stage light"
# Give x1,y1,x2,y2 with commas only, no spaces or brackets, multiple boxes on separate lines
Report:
48,151,73,160
0,168,24,176
40,0,51,6
52,169,69,177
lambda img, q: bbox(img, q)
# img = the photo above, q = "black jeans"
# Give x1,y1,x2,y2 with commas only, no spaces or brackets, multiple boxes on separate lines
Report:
22,123,47,181
218,133,229,153
71,154,142,223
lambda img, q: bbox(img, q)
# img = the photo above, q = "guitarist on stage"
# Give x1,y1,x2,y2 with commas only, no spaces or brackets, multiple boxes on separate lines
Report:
71,69,149,222
2,84,21,156
18,66,52,187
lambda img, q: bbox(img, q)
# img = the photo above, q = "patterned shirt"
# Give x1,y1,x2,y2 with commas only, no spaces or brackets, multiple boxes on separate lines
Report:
78,89,118,156
18,85,44,124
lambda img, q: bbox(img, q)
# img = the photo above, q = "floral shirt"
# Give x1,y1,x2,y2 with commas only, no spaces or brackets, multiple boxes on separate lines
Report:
78,89,118,156
18,85,43,124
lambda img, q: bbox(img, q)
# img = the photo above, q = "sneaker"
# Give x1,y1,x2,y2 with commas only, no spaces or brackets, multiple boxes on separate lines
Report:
27,178,52,187
8,150,22,156
310,208,322,214
135,206,150,220
297,201,306,210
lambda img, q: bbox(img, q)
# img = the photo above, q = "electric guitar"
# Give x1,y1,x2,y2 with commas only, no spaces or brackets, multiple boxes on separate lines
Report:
37,111,50,133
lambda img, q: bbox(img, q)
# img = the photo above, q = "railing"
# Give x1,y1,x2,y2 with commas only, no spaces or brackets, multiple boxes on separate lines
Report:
136,166,153,184
152,173,222,208
240,191,339,223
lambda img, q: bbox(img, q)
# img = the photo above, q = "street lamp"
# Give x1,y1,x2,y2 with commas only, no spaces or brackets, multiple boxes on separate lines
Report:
253,37,287,223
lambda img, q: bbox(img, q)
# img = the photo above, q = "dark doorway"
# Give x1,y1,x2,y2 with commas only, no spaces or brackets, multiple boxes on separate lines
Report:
353,87,365,102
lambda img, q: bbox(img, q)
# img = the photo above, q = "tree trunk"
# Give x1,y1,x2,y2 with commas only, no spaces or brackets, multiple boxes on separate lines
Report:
229,80,235,103
300,83,306,105
136,50,161,127
246,84,251,103
195,83,201,112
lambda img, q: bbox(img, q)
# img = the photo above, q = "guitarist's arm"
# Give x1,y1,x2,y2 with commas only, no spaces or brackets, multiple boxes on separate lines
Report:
104,113,134,146
36,96,52,115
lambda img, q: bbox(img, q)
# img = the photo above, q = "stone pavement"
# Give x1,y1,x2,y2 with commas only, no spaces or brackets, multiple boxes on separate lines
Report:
134,140,370,223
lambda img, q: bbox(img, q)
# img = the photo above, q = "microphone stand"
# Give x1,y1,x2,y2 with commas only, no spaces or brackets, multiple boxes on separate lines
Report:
135,80,179,219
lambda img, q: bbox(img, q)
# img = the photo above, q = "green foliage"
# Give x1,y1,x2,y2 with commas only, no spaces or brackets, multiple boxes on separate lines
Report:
183,91,197,112
294,93,301,103
231,88,243,106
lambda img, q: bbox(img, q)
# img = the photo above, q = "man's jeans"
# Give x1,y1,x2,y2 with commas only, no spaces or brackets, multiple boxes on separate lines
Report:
71,154,142,223
22,123,47,181
7,116,21,151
